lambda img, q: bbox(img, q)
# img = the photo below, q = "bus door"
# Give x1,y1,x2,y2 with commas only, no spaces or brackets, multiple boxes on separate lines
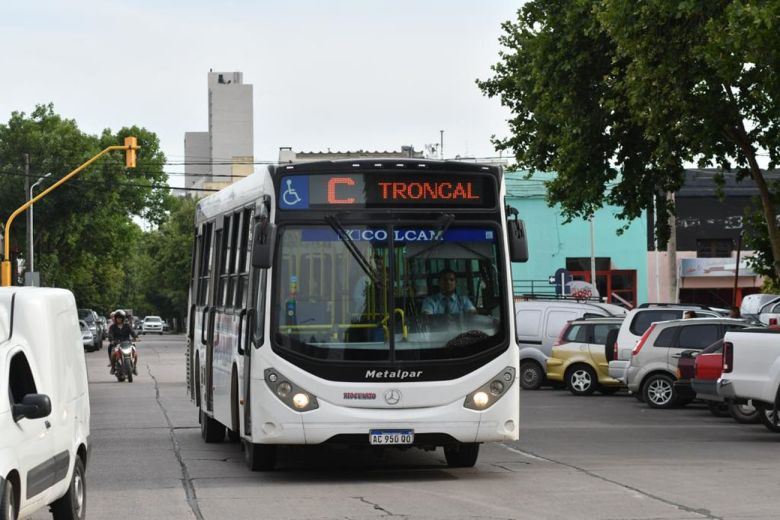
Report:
205,226,223,412
194,221,214,409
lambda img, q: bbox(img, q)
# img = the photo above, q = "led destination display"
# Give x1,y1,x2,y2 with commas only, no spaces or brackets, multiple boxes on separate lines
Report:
278,173,495,210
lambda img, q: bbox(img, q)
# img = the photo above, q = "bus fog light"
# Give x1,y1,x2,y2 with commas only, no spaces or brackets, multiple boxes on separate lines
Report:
472,391,490,408
276,382,292,398
292,393,310,409
490,380,504,395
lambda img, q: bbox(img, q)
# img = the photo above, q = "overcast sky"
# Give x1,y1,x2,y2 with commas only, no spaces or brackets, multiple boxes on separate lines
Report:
1,0,523,188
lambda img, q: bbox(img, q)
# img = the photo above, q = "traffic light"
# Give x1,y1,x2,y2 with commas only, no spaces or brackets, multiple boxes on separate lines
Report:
124,136,138,168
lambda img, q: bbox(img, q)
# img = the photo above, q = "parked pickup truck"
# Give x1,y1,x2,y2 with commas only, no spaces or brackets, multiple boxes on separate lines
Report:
718,327,780,432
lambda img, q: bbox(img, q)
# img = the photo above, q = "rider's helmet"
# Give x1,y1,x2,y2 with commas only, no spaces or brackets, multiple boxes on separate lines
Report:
114,309,126,322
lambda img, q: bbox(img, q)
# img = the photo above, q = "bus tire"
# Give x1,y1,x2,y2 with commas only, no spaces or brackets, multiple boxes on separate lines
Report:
243,440,276,471
201,410,225,443
520,361,544,390
444,443,479,468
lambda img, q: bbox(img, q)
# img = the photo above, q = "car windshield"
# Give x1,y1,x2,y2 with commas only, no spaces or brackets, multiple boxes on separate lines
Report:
145,317,161,322
78,310,94,322
273,225,506,361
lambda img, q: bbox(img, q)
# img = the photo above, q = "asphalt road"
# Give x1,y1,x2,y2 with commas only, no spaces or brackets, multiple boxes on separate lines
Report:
31,335,780,520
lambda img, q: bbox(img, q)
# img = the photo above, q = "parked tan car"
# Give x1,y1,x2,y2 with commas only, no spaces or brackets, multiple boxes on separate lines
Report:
546,317,624,396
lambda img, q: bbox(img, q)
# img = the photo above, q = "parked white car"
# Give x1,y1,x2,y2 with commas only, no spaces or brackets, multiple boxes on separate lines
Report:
0,287,90,520
142,315,164,334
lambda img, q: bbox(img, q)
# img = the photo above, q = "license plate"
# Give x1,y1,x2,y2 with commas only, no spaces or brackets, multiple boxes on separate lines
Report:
369,429,414,445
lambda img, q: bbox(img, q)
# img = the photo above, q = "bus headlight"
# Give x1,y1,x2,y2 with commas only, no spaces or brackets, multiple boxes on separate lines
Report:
264,369,319,412
292,393,310,410
464,367,516,411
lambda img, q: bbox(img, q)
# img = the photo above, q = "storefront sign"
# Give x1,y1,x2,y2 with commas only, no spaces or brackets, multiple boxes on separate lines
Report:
680,258,757,277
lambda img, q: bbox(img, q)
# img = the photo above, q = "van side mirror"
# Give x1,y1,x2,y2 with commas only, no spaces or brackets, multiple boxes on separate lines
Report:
251,220,276,268
507,216,529,263
12,393,51,422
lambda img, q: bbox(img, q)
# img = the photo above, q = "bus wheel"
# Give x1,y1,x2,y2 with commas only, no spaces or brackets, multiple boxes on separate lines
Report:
243,440,276,471
444,443,479,468
200,410,225,443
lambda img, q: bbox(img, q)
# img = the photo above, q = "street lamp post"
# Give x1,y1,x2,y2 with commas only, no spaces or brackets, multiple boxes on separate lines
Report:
28,173,52,279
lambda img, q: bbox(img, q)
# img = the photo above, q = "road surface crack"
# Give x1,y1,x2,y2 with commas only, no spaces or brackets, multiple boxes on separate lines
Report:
148,364,205,520
354,496,400,517
501,444,722,520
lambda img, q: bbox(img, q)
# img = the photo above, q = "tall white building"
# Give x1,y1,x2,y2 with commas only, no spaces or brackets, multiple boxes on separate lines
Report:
185,71,254,194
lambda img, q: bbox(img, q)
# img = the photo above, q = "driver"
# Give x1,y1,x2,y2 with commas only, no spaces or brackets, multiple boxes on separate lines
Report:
421,269,476,316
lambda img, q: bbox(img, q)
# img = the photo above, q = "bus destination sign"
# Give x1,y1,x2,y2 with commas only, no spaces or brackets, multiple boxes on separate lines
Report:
279,174,495,210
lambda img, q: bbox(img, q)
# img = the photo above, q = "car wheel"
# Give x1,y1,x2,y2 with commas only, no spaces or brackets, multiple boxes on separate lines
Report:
1,477,17,520
520,361,544,390
729,401,760,424
642,374,677,409
51,457,86,520
755,403,780,433
444,443,480,468
706,400,731,418
566,365,597,396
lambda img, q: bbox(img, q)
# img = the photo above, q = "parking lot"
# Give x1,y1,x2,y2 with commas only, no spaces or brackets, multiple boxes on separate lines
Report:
29,336,780,520
519,387,780,520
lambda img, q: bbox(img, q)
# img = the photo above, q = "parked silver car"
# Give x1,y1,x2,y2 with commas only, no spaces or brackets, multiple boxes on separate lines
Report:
79,319,96,351
608,304,724,383
625,317,749,408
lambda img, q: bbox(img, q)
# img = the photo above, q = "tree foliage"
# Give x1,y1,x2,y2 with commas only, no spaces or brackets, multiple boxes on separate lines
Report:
135,196,196,330
479,0,780,279
0,104,170,312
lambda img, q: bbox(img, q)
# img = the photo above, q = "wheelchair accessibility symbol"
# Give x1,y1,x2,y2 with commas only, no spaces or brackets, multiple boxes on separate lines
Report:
280,176,309,209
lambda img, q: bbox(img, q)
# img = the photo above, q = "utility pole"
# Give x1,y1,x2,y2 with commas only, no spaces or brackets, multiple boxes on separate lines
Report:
666,191,678,303
440,130,444,160
24,154,30,281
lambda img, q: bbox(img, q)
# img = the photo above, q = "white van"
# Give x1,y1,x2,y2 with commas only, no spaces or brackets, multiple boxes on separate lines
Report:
0,287,90,520
515,299,626,389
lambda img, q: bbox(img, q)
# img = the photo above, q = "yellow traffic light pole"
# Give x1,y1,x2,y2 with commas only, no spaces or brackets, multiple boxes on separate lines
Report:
1,137,139,287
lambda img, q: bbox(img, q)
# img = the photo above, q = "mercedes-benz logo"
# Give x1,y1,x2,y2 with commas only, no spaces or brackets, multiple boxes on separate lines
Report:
384,389,402,405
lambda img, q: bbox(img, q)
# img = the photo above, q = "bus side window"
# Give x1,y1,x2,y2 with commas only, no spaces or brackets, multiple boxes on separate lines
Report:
252,268,267,347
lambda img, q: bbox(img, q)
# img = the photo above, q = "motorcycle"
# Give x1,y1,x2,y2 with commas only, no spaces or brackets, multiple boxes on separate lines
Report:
111,340,137,382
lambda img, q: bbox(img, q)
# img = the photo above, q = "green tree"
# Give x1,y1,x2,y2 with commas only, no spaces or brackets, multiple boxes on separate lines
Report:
479,0,780,279
136,196,196,330
0,104,170,310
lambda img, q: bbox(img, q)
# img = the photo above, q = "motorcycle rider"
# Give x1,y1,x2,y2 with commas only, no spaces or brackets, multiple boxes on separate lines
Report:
108,309,140,375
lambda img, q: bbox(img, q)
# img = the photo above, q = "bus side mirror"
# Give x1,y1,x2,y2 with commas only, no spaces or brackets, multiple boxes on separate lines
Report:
251,221,276,268
508,218,528,263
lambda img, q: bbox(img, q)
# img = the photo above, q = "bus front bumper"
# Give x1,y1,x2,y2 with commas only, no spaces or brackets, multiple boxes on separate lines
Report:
252,390,519,446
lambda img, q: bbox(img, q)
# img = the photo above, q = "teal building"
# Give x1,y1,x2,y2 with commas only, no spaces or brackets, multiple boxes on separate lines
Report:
506,171,648,307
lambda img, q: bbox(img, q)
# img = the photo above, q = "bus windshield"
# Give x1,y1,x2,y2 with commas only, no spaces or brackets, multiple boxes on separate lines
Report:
273,225,506,361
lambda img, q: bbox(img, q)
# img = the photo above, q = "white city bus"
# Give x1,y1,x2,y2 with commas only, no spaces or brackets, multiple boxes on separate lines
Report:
186,159,528,470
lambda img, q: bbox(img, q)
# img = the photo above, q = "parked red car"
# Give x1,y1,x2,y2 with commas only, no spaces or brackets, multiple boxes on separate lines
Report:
691,339,759,422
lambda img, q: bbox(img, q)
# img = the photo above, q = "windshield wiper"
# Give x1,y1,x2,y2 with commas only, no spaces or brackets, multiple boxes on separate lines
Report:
325,215,382,286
